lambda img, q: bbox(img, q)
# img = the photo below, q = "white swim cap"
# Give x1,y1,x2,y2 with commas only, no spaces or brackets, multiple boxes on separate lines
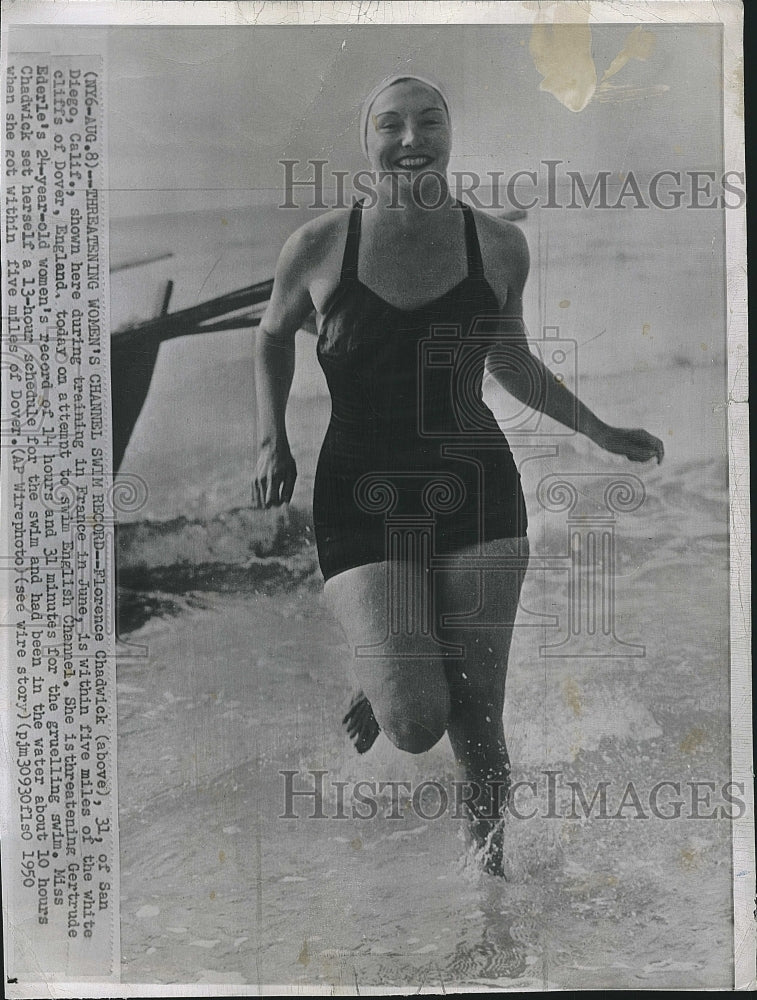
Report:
359,73,450,157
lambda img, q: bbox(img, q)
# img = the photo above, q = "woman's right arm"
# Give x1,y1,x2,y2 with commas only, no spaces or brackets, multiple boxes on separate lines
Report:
252,228,316,508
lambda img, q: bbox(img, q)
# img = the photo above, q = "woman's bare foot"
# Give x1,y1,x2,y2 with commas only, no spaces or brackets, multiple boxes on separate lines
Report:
342,691,380,754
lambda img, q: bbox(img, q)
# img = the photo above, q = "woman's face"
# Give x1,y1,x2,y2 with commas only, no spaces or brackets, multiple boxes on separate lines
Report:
364,79,451,179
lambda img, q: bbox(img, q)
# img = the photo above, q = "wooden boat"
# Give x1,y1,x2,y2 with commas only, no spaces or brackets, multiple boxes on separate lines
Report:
111,277,275,470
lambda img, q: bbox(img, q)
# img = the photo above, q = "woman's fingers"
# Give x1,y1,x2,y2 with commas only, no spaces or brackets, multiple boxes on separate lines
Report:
272,463,297,505
265,474,277,507
252,477,265,508
628,439,653,461
281,462,297,503
252,474,272,508
611,428,665,465
262,474,278,507
635,431,664,464
252,459,297,509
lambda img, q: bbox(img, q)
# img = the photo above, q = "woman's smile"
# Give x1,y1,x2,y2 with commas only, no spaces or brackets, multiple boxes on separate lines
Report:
394,154,434,170
365,78,452,179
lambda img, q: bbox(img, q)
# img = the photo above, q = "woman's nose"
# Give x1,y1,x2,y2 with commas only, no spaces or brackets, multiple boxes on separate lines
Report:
400,123,416,146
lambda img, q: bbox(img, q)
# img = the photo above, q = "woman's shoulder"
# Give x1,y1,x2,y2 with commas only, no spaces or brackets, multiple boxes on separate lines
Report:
468,206,529,261
272,206,352,291
281,206,352,261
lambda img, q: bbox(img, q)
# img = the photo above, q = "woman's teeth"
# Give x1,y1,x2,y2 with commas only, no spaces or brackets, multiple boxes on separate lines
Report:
396,156,431,168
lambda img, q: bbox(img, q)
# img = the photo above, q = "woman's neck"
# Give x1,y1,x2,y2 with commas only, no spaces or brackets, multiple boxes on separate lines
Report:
371,174,456,230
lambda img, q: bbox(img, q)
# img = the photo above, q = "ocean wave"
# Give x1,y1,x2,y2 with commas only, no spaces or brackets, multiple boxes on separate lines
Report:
117,505,320,619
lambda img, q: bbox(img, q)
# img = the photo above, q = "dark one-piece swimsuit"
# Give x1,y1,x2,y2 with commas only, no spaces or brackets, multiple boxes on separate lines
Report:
313,198,528,582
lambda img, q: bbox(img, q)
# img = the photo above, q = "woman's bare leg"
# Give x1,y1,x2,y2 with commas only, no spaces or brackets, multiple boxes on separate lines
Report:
324,539,529,874
324,561,450,754
437,537,529,869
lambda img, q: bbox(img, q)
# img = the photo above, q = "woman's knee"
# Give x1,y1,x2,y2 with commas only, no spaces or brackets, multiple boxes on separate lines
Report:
372,676,450,754
382,711,447,754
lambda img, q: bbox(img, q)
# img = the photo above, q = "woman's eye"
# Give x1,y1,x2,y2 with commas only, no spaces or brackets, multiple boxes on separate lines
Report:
375,117,445,132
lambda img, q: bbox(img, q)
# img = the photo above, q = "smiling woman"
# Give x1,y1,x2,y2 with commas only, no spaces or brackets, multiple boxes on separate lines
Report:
252,72,664,875
360,73,450,152
362,76,453,214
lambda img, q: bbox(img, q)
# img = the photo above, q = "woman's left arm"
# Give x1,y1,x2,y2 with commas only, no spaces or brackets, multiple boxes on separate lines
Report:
486,224,664,465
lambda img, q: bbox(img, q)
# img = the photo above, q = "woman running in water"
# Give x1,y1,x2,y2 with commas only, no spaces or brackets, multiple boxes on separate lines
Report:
253,74,663,873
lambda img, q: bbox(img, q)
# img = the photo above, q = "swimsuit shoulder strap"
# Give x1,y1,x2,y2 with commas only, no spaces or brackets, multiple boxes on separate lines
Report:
341,198,483,282
459,200,485,280
340,199,364,283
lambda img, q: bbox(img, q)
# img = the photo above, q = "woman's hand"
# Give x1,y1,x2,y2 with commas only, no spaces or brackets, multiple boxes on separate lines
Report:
596,425,665,464
252,442,297,508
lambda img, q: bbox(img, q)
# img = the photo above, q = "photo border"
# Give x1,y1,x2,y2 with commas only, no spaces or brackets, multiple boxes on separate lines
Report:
0,1,751,995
